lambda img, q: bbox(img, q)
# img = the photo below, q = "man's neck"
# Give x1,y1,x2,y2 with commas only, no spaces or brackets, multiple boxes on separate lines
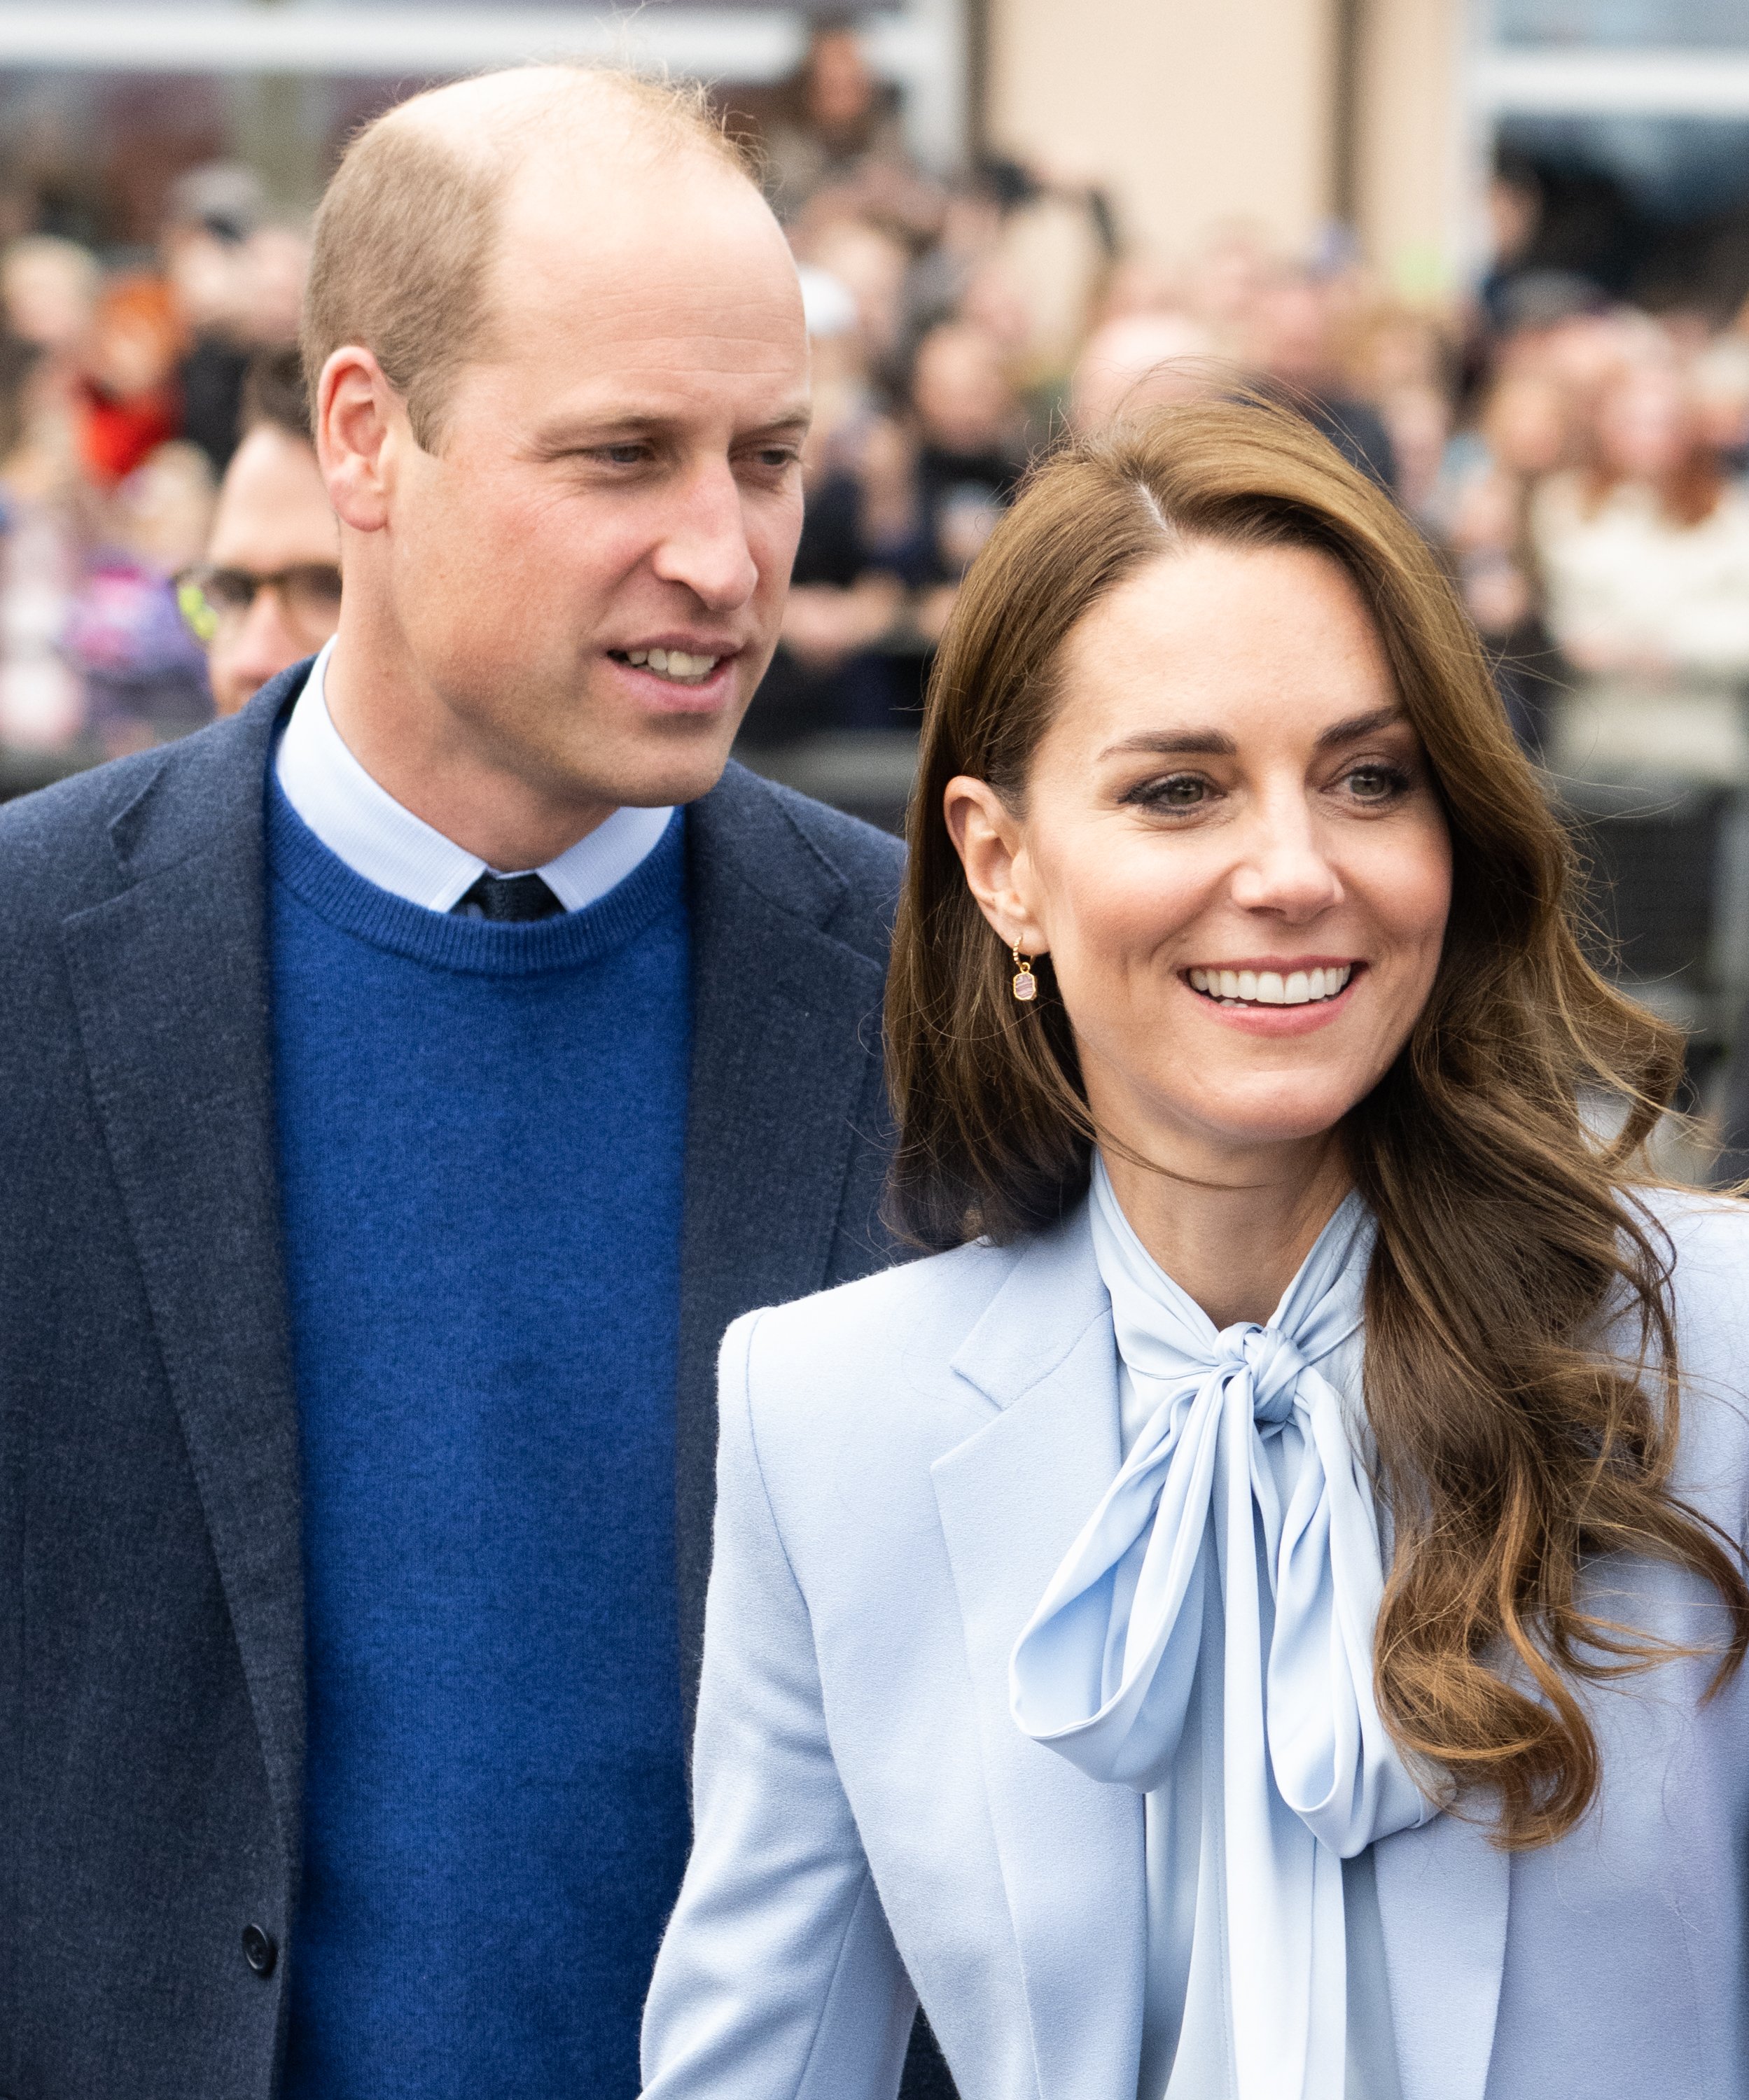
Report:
321,624,616,872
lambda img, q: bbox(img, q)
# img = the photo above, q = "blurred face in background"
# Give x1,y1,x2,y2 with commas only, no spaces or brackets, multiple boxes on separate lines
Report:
3,236,98,354
1596,368,1699,486
1183,225,1272,342
794,215,907,368
1069,312,1215,434
198,422,340,714
113,440,214,575
805,29,878,136
81,279,184,408
1692,341,1749,458
162,225,251,341
1379,382,1449,517
244,227,311,349
1482,372,1570,479
1250,276,1335,391
912,322,1016,454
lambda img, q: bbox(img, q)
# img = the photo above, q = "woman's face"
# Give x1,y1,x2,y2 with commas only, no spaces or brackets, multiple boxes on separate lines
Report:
947,541,1452,1175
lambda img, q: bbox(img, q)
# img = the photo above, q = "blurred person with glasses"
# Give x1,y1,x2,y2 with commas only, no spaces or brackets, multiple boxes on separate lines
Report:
176,344,340,714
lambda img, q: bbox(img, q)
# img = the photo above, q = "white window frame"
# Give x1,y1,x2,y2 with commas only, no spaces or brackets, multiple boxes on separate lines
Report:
1464,16,1749,284
0,0,968,175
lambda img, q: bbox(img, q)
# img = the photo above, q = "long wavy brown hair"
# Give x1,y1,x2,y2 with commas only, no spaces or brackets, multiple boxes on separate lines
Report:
886,395,1749,1849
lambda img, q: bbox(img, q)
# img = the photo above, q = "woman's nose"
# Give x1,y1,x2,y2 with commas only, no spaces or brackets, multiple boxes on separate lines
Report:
1226,806,1345,920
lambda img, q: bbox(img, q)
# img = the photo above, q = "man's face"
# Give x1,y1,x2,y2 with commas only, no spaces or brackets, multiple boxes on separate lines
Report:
204,424,341,715
371,151,810,814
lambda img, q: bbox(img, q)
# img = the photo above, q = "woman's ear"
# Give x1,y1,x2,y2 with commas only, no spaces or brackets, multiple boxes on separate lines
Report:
943,774,1048,955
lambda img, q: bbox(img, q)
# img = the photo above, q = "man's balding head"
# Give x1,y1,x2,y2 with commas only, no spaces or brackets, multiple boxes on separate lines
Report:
307,60,810,870
303,66,755,451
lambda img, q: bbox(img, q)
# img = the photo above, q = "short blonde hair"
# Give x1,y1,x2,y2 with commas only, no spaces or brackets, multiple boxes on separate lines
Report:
301,65,753,451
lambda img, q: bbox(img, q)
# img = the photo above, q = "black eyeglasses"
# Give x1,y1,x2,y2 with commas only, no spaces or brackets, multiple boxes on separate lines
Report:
174,562,342,646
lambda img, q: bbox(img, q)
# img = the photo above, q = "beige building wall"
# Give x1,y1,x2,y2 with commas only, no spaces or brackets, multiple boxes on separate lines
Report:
1353,0,1469,298
987,0,1341,261
987,0,1475,296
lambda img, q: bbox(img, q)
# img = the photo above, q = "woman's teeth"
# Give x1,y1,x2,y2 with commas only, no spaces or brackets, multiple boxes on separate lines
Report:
618,647,720,685
1187,965,1354,1007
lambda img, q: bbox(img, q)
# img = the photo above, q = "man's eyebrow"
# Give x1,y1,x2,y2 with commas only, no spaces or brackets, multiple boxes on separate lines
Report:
531,406,813,449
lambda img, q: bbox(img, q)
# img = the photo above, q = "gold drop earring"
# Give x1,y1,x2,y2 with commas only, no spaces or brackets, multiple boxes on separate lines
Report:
1010,941,1038,1004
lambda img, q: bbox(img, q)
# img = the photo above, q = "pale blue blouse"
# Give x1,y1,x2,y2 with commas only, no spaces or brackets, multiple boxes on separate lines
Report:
1011,1159,1435,2100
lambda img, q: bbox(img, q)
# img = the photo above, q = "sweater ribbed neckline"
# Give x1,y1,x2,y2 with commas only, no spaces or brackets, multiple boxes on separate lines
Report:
265,771,685,977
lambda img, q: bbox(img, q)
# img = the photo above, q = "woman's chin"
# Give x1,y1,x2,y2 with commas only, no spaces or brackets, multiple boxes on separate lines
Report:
1129,1075,1371,1162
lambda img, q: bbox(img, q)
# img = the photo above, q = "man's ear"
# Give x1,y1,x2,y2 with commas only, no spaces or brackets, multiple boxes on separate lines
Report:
316,345,405,534
942,774,1048,956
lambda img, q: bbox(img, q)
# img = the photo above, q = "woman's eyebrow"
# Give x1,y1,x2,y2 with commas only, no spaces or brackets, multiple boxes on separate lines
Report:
1098,728,1239,759
1097,707,1407,764
1314,705,1408,749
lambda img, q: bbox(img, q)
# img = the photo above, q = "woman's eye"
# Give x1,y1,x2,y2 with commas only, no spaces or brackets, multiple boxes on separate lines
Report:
1342,762,1411,803
1129,773,1211,812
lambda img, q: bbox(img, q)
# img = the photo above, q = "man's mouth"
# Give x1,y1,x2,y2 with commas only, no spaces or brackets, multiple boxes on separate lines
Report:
1187,963,1356,1009
608,648,724,687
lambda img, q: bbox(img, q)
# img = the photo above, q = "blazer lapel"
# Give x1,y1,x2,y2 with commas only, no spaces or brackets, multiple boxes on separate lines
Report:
676,765,892,1718
931,1213,1148,2100
60,674,307,1869
1372,1776,1511,2100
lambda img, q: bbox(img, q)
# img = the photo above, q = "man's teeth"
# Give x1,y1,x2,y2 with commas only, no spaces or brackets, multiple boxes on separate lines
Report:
622,647,720,684
1187,965,1354,1007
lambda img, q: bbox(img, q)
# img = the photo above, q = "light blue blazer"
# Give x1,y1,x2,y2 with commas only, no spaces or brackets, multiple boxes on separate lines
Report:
641,1189,1749,2100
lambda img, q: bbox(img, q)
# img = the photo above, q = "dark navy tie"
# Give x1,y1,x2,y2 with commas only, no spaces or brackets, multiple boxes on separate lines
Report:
452,871,565,923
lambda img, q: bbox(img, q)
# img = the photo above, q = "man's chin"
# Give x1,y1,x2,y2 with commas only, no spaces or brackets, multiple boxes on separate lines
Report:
555,724,745,813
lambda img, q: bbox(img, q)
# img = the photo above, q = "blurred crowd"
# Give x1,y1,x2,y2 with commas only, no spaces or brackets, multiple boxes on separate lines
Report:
745,24,1749,788
8,21,1749,800
0,157,311,761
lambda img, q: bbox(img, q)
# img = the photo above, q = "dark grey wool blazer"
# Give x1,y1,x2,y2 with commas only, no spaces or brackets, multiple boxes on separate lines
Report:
0,662,953,2099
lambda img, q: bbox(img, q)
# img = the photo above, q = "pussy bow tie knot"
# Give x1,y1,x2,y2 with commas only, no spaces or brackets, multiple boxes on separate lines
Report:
1214,1322,1304,1423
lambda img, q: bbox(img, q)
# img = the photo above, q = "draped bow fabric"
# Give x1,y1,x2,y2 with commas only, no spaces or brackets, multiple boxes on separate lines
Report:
1010,1159,1436,2100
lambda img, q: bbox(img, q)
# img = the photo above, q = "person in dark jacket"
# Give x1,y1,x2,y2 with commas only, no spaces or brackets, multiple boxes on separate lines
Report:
1250,267,1400,495
0,62,953,2100
1715,1020,1749,1187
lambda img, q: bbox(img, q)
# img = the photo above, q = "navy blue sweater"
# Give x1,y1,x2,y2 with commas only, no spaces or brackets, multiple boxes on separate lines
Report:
267,781,692,2099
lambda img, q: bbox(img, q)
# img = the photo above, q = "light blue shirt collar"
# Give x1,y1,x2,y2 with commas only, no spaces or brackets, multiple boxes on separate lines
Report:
273,638,675,914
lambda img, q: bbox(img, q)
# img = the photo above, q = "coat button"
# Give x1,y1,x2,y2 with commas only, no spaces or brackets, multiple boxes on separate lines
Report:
241,1924,278,1977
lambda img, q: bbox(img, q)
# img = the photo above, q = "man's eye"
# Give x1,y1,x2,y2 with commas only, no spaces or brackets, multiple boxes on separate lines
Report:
593,444,649,467
749,447,801,471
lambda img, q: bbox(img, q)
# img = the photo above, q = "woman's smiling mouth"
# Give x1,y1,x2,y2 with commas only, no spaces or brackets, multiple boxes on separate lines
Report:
1186,962,1358,1009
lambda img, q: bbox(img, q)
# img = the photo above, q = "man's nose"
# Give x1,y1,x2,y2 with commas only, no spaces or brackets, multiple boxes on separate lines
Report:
1227,803,1345,920
649,461,760,612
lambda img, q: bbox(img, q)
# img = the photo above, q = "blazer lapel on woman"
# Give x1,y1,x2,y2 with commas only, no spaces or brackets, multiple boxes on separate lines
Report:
1373,1799,1510,2100
930,1212,1148,2100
